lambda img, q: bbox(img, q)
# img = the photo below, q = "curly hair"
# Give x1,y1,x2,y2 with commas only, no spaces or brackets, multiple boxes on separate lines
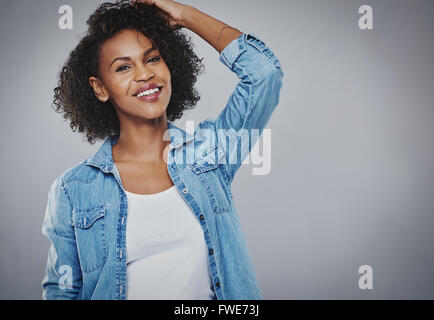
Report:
52,0,204,144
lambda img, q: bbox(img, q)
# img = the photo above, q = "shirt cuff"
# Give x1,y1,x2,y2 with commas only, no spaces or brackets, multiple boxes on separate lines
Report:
219,33,281,70
219,33,247,70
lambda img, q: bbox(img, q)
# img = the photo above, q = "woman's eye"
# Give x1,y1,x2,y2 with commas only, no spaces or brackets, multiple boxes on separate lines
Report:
116,65,130,72
147,56,161,63
115,56,160,72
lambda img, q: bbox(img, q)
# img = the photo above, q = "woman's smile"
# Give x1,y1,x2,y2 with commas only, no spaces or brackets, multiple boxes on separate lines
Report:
135,88,162,101
133,83,164,101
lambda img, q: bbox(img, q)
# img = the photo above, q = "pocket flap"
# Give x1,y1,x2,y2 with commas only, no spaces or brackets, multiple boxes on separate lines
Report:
189,146,225,174
70,205,106,229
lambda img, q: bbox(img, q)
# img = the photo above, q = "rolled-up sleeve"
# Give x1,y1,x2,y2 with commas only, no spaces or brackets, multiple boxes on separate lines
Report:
41,176,82,299
210,33,284,183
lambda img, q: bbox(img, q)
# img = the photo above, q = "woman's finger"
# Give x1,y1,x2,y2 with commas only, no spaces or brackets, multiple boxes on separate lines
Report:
130,0,155,6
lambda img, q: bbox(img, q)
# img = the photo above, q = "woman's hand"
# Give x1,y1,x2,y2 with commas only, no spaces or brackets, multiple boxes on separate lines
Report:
131,0,188,29
132,0,242,54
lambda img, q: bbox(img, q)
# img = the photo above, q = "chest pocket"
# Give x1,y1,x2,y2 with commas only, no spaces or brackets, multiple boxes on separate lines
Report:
189,146,231,214
70,205,107,273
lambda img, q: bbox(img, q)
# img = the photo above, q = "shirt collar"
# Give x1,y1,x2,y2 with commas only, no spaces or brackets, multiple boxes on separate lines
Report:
83,120,194,173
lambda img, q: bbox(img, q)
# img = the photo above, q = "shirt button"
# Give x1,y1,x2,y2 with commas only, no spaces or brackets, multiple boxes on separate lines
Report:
120,285,123,293
200,214,205,220
183,188,189,194
215,281,221,288
120,250,123,259
209,248,214,255
121,217,125,224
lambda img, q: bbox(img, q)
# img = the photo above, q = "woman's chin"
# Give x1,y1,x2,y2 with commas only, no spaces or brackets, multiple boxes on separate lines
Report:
138,107,168,120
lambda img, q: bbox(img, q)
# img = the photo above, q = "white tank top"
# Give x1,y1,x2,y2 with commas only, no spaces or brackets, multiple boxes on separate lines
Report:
125,185,216,300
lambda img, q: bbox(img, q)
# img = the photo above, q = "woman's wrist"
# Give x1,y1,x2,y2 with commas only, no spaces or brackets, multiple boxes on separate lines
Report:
179,5,196,29
178,5,242,53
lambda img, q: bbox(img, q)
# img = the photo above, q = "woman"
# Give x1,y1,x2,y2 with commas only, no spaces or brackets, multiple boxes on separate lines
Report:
42,0,283,300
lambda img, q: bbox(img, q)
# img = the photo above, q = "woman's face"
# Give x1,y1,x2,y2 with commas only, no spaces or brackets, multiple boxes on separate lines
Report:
89,28,172,122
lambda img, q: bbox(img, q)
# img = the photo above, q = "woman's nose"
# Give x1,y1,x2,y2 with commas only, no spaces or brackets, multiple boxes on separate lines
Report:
134,63,154,81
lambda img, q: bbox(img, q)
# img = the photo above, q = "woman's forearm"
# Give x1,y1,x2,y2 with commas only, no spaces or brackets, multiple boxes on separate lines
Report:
181,5,243,54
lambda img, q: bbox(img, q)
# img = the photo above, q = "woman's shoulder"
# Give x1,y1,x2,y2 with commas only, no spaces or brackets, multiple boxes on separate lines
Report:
53,135,116,187
51,158,100,188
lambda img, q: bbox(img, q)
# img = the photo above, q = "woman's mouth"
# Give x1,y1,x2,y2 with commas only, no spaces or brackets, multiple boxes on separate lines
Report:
135,86,162,102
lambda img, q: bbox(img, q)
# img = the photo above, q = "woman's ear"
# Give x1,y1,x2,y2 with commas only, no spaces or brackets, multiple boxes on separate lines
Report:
88,76,109,102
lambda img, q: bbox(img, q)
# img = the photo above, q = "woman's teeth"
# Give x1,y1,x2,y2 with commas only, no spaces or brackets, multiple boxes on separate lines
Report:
137,87,160,97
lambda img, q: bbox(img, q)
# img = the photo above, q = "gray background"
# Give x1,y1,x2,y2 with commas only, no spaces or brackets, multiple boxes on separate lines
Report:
1,0,433,299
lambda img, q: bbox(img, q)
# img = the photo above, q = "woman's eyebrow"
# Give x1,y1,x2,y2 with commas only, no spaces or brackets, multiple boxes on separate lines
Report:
109,47,156,67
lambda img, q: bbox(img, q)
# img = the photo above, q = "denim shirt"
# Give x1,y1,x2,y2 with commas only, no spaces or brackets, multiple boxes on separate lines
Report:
42,33,283,300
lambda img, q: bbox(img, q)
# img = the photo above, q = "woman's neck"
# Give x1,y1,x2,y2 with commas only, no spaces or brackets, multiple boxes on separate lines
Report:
112,115,171,164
